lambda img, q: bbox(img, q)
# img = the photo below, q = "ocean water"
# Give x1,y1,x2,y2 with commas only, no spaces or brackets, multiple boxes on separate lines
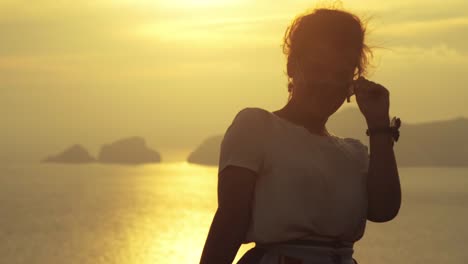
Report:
1,162,467,264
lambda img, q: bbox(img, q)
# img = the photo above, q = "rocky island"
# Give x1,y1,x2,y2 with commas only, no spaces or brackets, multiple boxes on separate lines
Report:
42,144,96,164
97,136,161,165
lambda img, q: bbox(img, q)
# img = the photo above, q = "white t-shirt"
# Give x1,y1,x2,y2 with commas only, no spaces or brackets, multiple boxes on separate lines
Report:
218,107,370,244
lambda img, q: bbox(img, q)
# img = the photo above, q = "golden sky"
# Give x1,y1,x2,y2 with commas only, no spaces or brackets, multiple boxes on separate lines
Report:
1,0,467,157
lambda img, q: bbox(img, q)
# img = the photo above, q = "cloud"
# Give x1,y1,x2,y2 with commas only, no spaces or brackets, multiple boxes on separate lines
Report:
132,15,289,46
359,0,468,54
368,43,468,122
372,16,468,53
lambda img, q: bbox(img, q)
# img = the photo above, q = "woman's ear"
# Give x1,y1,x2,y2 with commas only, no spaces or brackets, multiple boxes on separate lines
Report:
286,59,294,78
346,81,356,103
288,56,304,87
287,54,300,78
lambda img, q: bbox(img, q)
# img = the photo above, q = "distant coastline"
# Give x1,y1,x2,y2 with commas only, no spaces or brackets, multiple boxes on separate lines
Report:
4,108,468,168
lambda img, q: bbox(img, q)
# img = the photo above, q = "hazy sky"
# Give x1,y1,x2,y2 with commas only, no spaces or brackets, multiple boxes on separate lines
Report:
1,0,467,157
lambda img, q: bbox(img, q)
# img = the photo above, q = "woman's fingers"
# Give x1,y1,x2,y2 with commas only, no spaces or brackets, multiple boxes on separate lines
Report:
354,77,389,98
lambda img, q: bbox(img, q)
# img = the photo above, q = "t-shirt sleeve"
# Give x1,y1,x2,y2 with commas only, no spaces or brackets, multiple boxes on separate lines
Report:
346,138,370,175
356,139,370,175
360,142,370,174
218,107,269,175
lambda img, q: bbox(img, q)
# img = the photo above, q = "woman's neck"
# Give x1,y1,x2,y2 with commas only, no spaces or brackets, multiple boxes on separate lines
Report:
274,100,330,136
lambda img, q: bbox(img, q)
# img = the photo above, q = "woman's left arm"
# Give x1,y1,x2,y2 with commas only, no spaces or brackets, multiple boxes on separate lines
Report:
366,117,401,222
353,77,402,223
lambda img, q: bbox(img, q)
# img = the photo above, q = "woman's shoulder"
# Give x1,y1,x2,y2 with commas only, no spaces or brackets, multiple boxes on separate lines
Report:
235,107,272,119
231,107,273,128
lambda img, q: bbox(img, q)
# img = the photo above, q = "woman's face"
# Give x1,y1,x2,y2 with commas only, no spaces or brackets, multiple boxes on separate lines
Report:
291,45,358,118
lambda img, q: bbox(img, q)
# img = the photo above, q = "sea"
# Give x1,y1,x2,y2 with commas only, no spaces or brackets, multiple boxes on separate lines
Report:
1,151,467,264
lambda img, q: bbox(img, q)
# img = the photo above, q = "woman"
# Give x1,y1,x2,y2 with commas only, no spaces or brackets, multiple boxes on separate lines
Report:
200,7,401,264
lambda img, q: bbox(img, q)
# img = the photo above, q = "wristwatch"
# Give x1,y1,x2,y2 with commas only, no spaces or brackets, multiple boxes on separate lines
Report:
366,116,401,143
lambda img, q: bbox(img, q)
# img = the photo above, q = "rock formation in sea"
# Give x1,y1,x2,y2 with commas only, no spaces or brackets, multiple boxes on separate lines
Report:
97,136,161,165
42,144,96,164
186,135,222,166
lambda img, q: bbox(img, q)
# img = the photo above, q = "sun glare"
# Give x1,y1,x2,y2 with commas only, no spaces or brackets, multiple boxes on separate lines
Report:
171,0,232,6
133,0,241,8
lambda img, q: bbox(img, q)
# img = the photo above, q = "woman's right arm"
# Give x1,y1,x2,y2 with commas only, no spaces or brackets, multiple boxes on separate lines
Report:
199,165,258,264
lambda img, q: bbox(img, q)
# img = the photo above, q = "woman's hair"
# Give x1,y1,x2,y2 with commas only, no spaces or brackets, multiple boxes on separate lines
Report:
282,7,373,100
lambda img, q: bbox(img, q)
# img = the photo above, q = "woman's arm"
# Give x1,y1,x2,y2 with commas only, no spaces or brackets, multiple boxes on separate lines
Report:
353,77,402,223
366,118,402,222
199,166,257,264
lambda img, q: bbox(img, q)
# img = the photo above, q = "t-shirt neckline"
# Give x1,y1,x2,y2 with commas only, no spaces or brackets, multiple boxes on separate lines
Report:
267,110,343,142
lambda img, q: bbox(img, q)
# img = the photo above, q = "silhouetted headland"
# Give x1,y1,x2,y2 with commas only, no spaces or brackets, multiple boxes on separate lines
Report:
187,136,223,166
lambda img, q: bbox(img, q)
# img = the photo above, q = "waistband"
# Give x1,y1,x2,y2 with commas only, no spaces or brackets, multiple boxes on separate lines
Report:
253,241,355,264
257,238,354,249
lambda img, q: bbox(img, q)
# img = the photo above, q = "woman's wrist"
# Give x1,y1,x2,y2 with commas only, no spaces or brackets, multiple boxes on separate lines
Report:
366,116,391,129
366,116,401,143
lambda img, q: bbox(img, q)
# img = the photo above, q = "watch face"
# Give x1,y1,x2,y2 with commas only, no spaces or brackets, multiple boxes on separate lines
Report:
390,116,401,128
394,129,400,142
390,116,401,142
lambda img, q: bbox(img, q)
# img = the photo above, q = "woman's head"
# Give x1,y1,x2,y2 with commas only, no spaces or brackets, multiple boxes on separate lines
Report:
282,7,372,118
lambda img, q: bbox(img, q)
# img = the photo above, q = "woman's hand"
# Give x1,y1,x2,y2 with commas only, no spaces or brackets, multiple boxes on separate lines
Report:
353,76,391,127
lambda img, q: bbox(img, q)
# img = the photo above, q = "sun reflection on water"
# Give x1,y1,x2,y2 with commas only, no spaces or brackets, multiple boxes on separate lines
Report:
131,161,254,263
